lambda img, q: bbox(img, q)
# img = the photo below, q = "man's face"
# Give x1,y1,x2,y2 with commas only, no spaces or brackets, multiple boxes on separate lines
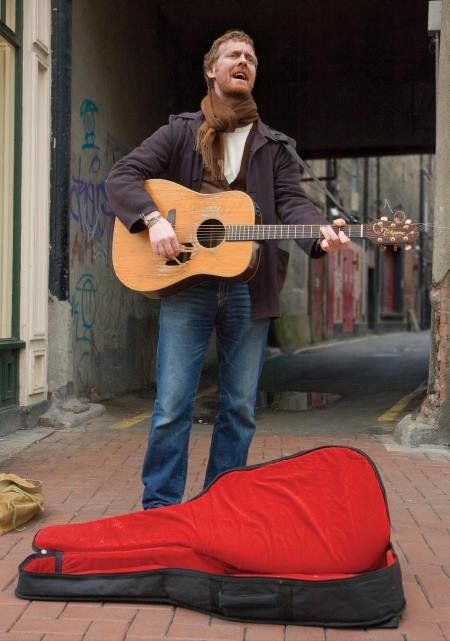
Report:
207,39,257,101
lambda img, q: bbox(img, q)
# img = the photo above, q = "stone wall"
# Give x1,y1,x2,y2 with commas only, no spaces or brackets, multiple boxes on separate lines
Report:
67,0,169,399
272,154,432,348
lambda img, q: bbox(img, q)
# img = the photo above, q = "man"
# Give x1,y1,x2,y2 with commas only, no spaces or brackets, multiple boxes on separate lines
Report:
106,30,349,509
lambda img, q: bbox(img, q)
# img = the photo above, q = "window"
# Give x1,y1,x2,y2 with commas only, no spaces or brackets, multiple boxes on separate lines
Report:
5,1,16,31
0,33,15,338
0,1,21,412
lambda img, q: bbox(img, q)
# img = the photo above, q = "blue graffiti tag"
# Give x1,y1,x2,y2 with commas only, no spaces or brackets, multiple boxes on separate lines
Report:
80,99,99,150
70,155,114,242
71,273,98,342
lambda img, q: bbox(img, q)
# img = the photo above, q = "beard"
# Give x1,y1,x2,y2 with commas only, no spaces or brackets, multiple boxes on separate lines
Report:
220,77,252,99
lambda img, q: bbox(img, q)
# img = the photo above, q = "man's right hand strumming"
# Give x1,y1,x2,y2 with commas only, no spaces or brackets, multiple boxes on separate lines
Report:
143,211,182,259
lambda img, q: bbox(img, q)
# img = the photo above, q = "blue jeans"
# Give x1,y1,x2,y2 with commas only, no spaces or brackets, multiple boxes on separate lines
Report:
141,281,270,509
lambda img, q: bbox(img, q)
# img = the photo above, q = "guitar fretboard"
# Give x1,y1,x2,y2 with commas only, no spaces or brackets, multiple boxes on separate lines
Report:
225,224,365,241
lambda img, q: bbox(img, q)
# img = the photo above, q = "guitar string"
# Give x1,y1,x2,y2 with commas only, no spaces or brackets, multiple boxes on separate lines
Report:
179,235,414,243
147,220,440,243
167,225,410,234
170,226,418,241
161,223,423,231
149,221,447,231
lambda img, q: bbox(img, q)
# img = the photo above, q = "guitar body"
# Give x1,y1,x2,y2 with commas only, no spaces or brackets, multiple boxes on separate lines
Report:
112,180,260,298
112,179,419,298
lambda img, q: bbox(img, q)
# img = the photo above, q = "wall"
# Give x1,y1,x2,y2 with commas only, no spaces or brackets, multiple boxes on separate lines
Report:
377,156,428,329
272,242,311,348
271,160,328,348
396,3,450,444
335,155,429,333
424,3,450,431
68,0,170,399
273,153,432,349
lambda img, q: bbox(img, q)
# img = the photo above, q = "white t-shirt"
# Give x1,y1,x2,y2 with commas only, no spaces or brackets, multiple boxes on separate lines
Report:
223,123,253,184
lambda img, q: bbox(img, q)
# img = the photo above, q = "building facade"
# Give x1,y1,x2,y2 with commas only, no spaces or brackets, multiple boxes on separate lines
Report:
1,0,51,433
0,1,444,437
273,155,433,349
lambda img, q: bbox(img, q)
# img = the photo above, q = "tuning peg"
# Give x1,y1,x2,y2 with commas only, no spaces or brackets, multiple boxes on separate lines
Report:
405,244,412,251
405,219,412,224
380,216,388,221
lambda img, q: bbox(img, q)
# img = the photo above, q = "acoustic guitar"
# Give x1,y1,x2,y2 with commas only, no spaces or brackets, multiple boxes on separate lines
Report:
112,179,419,298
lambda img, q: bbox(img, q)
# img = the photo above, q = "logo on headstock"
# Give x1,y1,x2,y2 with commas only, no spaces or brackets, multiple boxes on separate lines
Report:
369,201,418,248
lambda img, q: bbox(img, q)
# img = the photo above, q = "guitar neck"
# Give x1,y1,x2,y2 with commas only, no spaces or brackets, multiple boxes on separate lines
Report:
225,224,366,241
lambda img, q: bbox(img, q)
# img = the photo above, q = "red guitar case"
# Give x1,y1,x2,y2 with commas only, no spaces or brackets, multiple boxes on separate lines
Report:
16,446,405,628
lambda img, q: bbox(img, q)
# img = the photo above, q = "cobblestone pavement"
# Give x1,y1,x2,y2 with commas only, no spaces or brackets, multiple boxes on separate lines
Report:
0,398,449,641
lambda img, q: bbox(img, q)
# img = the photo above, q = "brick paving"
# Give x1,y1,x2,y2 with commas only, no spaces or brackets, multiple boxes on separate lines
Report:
0,404,449,641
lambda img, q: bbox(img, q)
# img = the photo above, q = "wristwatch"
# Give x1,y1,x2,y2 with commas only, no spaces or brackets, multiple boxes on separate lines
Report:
139,212,163,229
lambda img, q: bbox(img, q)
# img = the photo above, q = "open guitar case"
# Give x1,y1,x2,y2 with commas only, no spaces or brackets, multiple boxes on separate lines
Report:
16,446,405,628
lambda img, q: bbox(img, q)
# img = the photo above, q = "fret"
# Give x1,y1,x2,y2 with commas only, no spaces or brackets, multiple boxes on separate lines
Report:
225,223,370,241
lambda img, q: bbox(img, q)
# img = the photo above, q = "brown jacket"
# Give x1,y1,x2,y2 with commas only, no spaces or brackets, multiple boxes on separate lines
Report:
106,111,328,319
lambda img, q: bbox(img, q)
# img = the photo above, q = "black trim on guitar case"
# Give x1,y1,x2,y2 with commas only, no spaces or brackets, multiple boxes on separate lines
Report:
17,555,404,628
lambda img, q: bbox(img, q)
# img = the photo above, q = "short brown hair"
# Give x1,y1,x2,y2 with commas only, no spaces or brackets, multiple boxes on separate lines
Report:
203,30,257,87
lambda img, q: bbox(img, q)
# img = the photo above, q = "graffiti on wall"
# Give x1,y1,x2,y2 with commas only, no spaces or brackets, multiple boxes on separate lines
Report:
71,273,98,343
71,98,136,397
70,99,128,264
70,154,114,245
80,99,99,150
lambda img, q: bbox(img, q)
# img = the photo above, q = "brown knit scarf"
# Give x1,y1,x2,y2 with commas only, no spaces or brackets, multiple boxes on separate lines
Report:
195,90,258,180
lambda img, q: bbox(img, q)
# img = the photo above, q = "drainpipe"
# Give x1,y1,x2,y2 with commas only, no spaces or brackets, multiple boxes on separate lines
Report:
49,0,72,300
374,157,381,332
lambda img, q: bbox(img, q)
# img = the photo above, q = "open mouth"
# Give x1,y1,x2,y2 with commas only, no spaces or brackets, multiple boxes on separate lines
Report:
232,72,247,81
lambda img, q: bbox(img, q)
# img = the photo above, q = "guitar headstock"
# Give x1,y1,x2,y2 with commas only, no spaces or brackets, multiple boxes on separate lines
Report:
365,214,419,248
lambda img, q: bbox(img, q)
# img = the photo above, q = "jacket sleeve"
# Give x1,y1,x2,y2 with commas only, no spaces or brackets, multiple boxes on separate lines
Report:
105,119,175,232
272,141,328,258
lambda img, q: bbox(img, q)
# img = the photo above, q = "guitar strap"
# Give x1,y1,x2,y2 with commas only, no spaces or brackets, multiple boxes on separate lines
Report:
269,128,359,224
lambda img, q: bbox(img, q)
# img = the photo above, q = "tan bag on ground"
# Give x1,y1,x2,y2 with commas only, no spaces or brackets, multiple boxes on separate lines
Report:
0,473,44,535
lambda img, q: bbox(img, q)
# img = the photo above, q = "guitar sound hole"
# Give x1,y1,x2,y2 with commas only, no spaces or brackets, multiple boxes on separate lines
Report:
197,219,225,248
165,243,193,266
